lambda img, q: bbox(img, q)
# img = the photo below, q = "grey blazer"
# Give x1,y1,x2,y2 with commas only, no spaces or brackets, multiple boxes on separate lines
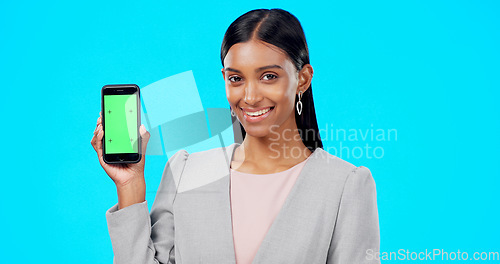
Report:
106,143,380,264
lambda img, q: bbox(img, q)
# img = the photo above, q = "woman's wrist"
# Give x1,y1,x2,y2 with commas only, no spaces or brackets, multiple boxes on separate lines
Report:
116,177,146,210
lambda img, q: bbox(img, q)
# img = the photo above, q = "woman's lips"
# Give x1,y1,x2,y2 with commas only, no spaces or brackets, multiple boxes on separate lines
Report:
240,106,274,123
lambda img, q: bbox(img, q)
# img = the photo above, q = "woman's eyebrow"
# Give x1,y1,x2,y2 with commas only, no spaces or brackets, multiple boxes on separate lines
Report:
224,67,242,73
224,64,283,74
256,64,283,72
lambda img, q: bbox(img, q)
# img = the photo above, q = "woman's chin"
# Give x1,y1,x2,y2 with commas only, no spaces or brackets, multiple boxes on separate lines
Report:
242,125,277,139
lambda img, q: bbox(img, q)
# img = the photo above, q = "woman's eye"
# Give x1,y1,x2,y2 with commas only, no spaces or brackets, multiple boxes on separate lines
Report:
262,74,277,80
228,76,242,82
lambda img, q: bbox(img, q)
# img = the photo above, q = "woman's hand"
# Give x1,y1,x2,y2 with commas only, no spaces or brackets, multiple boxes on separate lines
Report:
90,111,151,209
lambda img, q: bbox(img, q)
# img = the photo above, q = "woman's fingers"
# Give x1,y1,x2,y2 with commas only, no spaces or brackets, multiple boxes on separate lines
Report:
91,114,103,155
94,121,100,136
96,124,103,151
93,114,101,134
95,127,104,162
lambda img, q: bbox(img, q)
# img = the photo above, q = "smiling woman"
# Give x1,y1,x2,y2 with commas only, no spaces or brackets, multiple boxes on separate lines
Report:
96,8,380,264
221,9,323,156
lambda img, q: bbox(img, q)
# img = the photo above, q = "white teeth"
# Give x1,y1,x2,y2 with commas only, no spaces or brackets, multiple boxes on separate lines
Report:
245,107,271,117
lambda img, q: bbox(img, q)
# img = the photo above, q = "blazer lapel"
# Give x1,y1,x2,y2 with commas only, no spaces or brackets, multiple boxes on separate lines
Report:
249,148,326,263
222,143,240,263
221,143,327,263
174,143,239,263
215,142,239,263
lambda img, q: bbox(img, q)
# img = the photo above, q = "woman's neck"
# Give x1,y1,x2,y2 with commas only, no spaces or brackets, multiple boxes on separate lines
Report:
232,124,312,174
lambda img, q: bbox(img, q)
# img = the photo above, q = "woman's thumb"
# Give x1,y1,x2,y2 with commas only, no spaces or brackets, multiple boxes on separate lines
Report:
139,124,150,155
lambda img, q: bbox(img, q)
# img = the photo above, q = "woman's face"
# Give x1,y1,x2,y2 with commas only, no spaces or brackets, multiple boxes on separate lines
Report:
222,39,311,138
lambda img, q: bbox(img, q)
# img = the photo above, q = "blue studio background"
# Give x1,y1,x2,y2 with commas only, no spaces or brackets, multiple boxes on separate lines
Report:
1,0,499,263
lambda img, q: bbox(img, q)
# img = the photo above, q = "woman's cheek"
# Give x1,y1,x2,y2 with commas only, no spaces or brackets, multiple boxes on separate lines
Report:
226,85,244,104
266,82,291,103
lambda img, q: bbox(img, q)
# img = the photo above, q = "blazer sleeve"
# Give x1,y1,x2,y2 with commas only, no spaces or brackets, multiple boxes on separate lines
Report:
105,149,189,264
327,166,381,264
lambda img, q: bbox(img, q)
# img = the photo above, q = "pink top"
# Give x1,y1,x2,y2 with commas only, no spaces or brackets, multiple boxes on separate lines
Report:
229,156,310,264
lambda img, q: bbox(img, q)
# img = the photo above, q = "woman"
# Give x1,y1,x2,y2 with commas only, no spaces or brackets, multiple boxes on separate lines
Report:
91,8,380,264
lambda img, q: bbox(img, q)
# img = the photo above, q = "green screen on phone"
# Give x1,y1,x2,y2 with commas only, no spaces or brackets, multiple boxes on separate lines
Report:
103,94,139,154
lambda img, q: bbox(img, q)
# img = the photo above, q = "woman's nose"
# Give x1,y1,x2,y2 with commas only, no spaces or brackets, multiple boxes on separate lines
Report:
243,81,263,105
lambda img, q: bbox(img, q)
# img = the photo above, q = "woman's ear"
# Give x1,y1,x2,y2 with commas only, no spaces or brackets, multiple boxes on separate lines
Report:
297,64,313,93
221,68,226,80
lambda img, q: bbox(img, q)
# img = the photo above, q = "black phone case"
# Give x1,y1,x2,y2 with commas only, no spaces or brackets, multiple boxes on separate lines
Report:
101,84,142,164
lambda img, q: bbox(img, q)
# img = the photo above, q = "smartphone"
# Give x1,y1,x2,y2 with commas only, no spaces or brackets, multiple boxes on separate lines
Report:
101,84,142,164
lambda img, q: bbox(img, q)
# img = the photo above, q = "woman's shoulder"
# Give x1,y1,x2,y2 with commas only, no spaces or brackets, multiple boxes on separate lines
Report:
311,147,357,173
167,143,237,193
167,143,237,166
189,143,237,159
311,147,374,186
